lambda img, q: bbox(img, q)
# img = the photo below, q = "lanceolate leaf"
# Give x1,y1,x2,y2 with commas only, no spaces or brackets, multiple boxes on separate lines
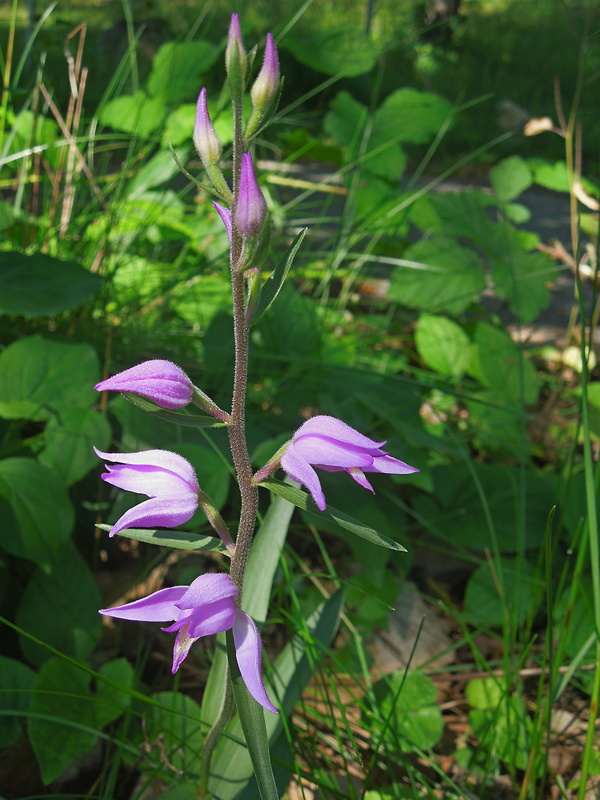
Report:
251,229,307,326
212,591,345,799
95,525,228,553
259,478,407,552
122,393,224,428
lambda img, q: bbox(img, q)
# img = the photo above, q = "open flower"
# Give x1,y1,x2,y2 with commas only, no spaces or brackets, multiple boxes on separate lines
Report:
95,360,193,410
95,448,199,536
100,572,277,713
280,415,419,510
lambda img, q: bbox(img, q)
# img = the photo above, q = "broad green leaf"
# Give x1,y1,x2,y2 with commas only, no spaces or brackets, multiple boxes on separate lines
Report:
415,314,471,377
99,91,167,137
95,658,135,727
210,591,344,799
466,390,527,457
0,252,102,317
0,335,99,421
260,478,406,551
409,189,496,244
148,40,219,102
490,155,532,202
469,694,532,770
466,677,503,710
0,458,73,566
528,158,570,192
468,322,539,404
375,88,454,145
97,524,227,553
29,659,96,784
38,408,111,486
144,691,204,776
389,237,486,315
0,656,35,748
463,557,542,627
284,28,379,77
411,462,555,551
128,147,189,198
16,542,102,666
490,249,557,323
170,272,233,329
252,229,308,326
324,92,406,181
252,284,321,362
371,670,443,751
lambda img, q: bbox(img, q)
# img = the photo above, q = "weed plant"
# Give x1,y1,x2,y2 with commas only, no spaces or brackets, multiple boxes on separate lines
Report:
0,0,599,798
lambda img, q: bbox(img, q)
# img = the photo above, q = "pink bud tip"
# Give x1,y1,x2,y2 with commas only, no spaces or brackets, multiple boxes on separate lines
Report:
193,88,222,166
251,33,280,109
234,153,267,237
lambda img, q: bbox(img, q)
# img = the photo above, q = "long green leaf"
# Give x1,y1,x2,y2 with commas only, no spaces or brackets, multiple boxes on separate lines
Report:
211,591,344,799
95,525,227,553
122,393,224,427
227,631,278,800
259,478,407,551
251,229,307,326
200,493,293,738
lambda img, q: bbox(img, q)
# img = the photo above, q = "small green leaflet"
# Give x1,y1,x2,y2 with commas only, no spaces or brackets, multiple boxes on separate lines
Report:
259,478,407,551
96,525,228,554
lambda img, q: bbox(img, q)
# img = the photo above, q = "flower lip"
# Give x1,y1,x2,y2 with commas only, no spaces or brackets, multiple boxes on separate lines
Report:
94,360,193,410
280,414,419,510
99,573,277,712
95,448,199,536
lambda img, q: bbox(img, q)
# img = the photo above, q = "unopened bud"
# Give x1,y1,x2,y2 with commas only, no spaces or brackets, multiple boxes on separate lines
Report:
193,88,222,166
225,13,247,103
235,153,267,237
250,34,279,109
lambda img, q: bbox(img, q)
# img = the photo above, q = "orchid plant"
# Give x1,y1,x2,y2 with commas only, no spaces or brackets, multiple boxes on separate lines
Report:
95,15,417,798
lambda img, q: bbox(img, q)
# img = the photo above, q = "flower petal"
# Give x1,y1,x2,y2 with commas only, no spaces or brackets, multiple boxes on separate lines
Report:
172,626,198,673
296,415,385,449
232,609,278,713
347,467,375,493
94,360,192,409
365,454,420,475
94,448,198,490
280,445,326,510
292,435,374,470
99,586,187,622
176,573,238,610
108,495,198,536
100,463,193,499
186,599,236,638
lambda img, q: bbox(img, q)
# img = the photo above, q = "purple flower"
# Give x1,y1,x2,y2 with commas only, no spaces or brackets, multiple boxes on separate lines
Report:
225,13,247,81
280,415,419,511
100,572,277,713
193,88,223,166
213,201,232,243
95,448,199,536
95,360,193,410
251,33,280,109
235,153,266,237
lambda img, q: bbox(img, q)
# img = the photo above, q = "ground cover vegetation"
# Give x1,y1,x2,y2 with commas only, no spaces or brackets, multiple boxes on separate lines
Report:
0,0,599,797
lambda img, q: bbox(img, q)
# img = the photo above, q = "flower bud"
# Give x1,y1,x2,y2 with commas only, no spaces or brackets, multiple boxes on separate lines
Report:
250,34,279,110
225,13,247,103
235,153,267,237
95,360,193,409
193,88,223,166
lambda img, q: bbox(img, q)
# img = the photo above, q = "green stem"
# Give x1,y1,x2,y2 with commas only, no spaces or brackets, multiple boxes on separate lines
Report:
198,667,234,797
228,99,258,595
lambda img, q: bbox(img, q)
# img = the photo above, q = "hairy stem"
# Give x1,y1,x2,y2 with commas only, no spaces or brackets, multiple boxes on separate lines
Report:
228,99,258,595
